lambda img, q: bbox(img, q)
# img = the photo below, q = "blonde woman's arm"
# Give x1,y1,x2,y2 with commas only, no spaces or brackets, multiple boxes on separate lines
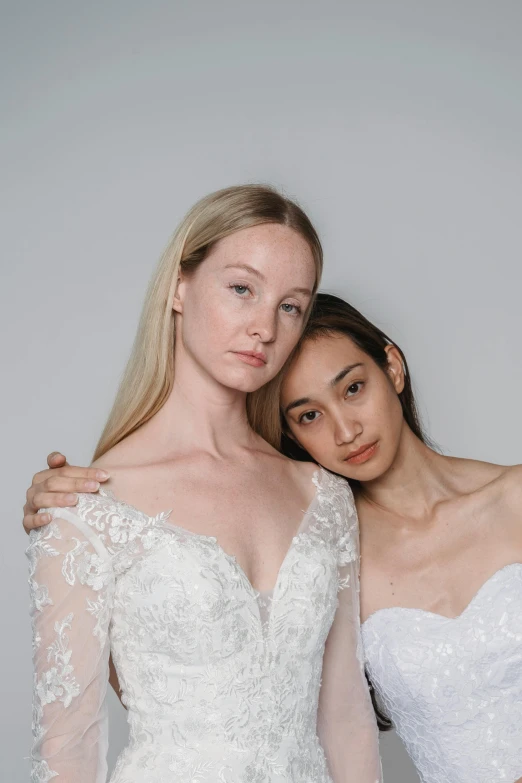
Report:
27,508,114,782
318,543,383,781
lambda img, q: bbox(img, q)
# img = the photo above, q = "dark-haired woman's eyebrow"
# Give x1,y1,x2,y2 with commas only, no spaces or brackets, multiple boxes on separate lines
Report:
329,363,364,388
284,396,311,415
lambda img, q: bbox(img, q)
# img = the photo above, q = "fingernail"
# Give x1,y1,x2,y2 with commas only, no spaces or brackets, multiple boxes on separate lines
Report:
40,514,51,524
96,470,110,480
65,493,78,504
85,481,100,491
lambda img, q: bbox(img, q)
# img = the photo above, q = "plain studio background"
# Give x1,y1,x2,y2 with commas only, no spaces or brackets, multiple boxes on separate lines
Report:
2,1,521,780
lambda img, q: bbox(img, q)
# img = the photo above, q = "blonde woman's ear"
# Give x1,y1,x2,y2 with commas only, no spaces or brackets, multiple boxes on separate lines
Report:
172,274,185,314
384,344,406,394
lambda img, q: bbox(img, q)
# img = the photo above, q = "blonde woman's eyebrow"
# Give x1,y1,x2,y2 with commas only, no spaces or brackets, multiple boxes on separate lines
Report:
289,286,313,297
224,264,312,297
224,263,266,280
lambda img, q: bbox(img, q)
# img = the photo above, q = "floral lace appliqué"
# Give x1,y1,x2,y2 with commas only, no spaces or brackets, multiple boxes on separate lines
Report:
363,564,522,783
28,469,378,783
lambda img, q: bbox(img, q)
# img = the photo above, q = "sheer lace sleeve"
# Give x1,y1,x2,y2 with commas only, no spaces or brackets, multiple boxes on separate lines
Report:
27,507,114,783
317,497,383,783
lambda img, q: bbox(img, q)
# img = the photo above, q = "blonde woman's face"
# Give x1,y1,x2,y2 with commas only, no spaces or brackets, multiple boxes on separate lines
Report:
174,223,316,393
281,333,405,481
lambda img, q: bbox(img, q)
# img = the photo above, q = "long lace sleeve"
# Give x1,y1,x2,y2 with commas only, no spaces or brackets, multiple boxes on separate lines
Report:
317,526,383,782
27,508,114,783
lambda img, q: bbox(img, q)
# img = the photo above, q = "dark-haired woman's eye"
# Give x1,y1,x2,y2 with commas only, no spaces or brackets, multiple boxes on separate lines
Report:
299,410,320,425
345,382,363,397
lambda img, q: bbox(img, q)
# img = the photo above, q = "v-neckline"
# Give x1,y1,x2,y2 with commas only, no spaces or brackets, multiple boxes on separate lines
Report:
99,467,324,597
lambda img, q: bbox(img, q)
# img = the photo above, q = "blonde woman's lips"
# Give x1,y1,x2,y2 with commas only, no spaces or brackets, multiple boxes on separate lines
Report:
344,442,378,465
233,351,267,367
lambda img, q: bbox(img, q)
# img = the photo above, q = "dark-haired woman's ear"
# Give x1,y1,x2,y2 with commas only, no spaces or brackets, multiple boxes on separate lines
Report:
283,423,297,444
384,345,406,394
281,428,311,462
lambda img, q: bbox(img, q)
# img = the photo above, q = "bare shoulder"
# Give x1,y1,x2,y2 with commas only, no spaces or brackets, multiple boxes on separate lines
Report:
257,448,319,501
446,455,505,485
251,435,318,484
277,452,318,483
496,463,522,509
90,433,140,472
455,458,522,520
90,435,161,504
292,459,321,481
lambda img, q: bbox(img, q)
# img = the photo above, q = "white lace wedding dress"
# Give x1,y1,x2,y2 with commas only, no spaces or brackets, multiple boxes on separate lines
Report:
363,563,522,782
28,467,382,783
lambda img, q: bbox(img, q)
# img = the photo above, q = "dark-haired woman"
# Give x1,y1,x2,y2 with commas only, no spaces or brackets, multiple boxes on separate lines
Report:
23,292,522,782
276,294,522,783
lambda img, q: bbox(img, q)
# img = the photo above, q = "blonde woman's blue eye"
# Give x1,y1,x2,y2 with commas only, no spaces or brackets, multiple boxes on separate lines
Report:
231,284,250,295
281,303,301,314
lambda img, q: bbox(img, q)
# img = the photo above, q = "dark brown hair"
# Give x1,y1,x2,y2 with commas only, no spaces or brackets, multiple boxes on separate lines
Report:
281,292,429,463
281,292,432,731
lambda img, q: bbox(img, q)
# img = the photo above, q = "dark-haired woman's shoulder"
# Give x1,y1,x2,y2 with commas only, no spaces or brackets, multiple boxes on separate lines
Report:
472,459,522,498
498,462,522,512
443,456,521,510
446,455,513,489
448,457,522,551
462,458,522,527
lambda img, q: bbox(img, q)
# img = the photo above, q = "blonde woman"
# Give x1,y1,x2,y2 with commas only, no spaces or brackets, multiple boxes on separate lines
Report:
24,187,382,783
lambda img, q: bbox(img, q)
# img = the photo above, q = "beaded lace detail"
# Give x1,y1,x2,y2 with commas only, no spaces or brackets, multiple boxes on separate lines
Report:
28,467,382,782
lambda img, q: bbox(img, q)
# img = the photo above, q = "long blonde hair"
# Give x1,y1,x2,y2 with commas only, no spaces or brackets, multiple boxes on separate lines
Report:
94,184,323,460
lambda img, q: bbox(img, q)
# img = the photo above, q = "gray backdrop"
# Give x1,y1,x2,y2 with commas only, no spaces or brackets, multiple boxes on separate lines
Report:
2,1,522,781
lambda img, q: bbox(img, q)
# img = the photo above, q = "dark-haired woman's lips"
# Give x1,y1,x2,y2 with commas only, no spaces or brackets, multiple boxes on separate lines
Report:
344,442,378,465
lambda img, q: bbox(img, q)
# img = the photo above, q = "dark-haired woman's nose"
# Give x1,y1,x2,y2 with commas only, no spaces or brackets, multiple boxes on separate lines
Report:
332,413,362,447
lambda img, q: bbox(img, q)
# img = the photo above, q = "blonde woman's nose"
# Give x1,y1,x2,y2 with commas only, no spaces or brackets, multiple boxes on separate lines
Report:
247,306,277,343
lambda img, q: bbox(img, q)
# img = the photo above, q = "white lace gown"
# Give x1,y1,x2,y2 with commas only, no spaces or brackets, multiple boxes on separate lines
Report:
27,468,382,783
363,563,522,783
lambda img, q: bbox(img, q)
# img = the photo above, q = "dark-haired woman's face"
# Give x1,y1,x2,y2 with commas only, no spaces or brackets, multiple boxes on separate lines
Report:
280,333,405,481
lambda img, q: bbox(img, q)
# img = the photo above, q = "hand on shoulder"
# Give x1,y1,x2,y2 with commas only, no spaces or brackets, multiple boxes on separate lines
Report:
22,452,110,533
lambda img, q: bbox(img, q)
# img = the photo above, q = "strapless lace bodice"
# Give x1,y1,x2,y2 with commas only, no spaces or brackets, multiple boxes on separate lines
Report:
27,468,382,783
363,563,522,783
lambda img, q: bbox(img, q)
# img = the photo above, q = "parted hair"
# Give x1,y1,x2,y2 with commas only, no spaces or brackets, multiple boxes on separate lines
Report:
93,184,323,460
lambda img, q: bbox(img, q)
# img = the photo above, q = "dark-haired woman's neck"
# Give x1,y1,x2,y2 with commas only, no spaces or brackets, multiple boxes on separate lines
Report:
358,426,458,523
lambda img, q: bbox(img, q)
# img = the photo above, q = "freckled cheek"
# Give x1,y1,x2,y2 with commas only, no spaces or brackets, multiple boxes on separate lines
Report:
198,299,243,341
277,323,304,358
182,309,235,361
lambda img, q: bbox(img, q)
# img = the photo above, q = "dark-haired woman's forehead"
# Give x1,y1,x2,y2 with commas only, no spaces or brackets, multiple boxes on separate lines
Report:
282,332,369,406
